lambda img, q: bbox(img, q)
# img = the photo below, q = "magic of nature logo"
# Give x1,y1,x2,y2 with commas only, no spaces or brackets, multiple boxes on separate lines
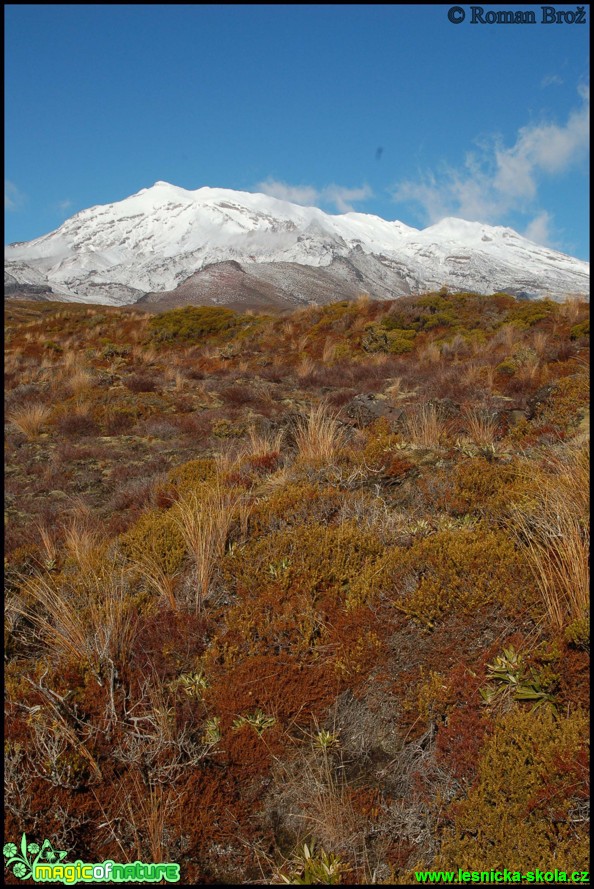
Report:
3,834,180,884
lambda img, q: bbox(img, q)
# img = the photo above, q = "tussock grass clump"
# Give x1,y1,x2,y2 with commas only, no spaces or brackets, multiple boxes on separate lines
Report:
67,367,94,396
17,564,137,674
295,402,349,463
268,733,360,880
510,445,589,630
174,482,246,613
461,404,499,448
403,403,446,449
8,402,51,438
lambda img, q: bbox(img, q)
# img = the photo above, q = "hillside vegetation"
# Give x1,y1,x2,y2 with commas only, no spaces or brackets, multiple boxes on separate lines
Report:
4,291,589,883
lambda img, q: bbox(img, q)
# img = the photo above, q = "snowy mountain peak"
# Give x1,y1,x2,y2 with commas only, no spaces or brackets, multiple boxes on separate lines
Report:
5,183,589,308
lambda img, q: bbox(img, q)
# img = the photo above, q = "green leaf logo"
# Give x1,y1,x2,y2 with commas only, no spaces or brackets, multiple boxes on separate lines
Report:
3,834,68,880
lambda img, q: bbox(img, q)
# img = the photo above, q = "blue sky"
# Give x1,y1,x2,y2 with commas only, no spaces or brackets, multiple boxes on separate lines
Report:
5,4,589,259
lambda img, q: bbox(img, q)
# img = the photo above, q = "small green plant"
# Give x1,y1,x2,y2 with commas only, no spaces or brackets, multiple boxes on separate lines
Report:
268,558,290,578
480,646,557,711
313,730,340,751
564,614,589,649
232,709,276,736
202,716,222,746
43,340,63,353
174,671,208,698
361,322,416,354
279,841,348,885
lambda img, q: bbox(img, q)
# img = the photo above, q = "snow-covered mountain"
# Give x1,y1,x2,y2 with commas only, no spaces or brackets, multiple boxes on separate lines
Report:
5,181,589,308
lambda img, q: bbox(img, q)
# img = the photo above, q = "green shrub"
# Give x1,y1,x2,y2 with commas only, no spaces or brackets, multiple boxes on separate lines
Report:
225,521,385,605
149,306,240,343
569,319,589,340
215,521,385,664
450,458,527,521
43,340,63,354
119,507,186,575
361,323,416,354
248,482,346,537
434,707,589,872
495,357,517,376
349,525,535,623
534,374,589,432
168,458,219,491
401,527,535,625
564,614,589,649
101,342,130,359
504,299,556,329
212,418,246,438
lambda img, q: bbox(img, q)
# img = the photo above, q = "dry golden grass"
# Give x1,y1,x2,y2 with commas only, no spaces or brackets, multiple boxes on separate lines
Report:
440,334,470,361
532,331,549,356
559,297,583,324
37,525,59,568
174,483,244,613
18,565,136,672
462,405,498,447
493,324,520,350
133,344,158,364
511,445,589,629
8,402,51,438
128,322,150,344
419,342,442,365
403,403,446,449
369,353,391,369
295,402,349,463
385,377,404,403
67,367,94,396
163,366,187,390
62,518,103,572
242,426,285,461
515,352,541,386
296,357,315,379
479,364,496,391
270,728,364,873
272,351,289,368
62,348,80,370
461,363,482,388
322,338,338,364
4,351,21,373
281,320,296,339
124,773,173,863
133,550,179,612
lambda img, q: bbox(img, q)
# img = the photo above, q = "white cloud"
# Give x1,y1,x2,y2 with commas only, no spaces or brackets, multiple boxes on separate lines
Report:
523,211,554,246
57,199,73,212
541,74,563,88
256,179,320,206
256,178,373,213
392,84,589,245
322,184,373,212
5,180,24,211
